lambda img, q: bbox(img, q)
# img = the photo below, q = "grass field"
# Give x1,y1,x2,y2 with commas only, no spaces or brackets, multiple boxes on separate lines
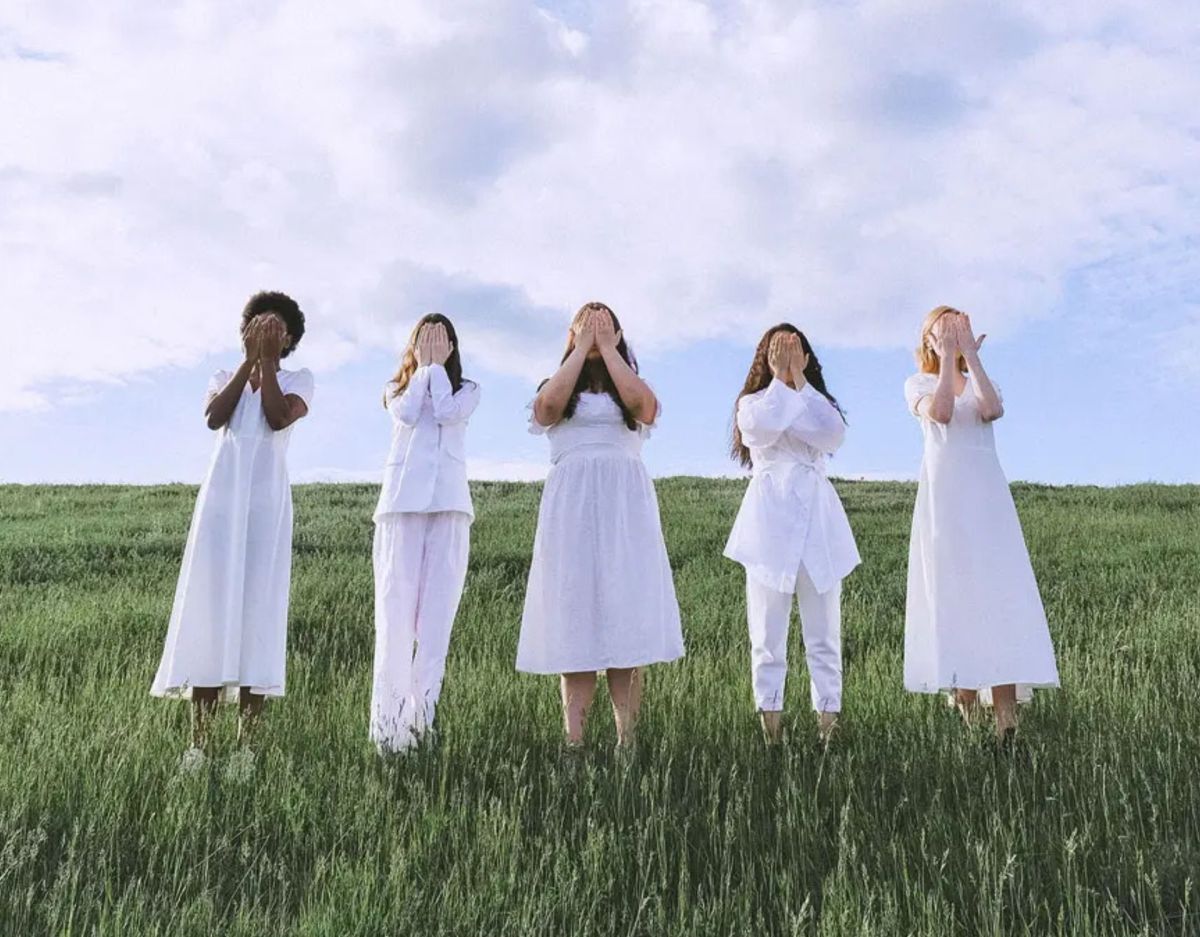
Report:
1,480,1198,936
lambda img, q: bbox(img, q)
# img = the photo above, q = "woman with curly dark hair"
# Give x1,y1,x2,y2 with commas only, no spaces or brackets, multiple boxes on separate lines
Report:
516,303,684,750
724,324,859,745
151,291,314,774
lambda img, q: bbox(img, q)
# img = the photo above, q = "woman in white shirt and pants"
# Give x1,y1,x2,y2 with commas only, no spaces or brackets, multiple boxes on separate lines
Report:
371,314,480,753
725,326,860,744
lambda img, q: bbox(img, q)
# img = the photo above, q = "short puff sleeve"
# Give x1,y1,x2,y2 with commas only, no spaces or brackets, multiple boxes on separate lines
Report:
904,373,938,418
283,368,315,409
205,370,231,404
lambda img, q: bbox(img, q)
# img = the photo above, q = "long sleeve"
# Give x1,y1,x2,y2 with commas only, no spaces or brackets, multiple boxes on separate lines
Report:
737,379,807,449
388,368,432,426
789,384,846,454
428,366,481,425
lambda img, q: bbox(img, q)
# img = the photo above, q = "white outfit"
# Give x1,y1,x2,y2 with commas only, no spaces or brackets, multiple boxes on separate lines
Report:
374,366,478,521
517,391,685,674
903,372,1059,698
152,367,314,702
724,379,860,712
371,365,479,751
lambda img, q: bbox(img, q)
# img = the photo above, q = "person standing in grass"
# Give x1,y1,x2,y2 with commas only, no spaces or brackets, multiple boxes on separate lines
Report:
151,291,313,771
517,303,684,749
903,306,1059,745
370,314,479,754
724,325,860,746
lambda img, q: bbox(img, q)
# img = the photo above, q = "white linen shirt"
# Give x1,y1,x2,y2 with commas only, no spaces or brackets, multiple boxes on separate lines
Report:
373,365,480,521
723,379,860,595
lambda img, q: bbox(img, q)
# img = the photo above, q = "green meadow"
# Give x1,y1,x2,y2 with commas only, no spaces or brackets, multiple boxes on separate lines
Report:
0,481,1197,936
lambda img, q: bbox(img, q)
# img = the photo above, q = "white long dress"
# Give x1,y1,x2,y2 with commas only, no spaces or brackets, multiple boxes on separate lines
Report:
903,372,1059,697
516,391,685,674
151,367,314,702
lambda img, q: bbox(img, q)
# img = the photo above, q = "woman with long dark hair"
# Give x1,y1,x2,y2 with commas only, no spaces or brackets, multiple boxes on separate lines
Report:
903,307,1058,746
516,303,684,749
724,324,859,745
371,313,480,753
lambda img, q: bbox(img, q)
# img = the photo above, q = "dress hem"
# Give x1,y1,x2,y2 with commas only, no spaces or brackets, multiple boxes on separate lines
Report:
151,680,285,702
516,650,685,675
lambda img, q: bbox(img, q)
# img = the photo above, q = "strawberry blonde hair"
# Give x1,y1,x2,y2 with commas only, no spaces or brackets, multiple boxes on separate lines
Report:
916,305,967,375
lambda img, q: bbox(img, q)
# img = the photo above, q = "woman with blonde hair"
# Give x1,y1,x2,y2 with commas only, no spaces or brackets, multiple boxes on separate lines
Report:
371,313,480,753
725,324,859,745
903,306,1058,745
517,303,684,749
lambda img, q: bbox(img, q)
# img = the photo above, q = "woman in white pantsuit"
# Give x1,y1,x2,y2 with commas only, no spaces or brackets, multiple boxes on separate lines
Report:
725,326,860,744
152,292,313,771
371,314,480,753
904,306,1059,745
517,303,684,749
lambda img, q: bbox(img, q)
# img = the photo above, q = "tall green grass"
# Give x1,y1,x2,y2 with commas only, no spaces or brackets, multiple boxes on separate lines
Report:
1,481,1197,935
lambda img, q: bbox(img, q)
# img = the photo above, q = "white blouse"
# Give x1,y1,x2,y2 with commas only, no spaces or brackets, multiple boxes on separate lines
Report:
374,364,480,521
529,391,656,459
724,379,860,594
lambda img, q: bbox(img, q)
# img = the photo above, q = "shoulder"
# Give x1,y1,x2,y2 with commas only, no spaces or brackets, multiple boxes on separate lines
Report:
904,372,936,394
737,386,768,407
282,368,315,401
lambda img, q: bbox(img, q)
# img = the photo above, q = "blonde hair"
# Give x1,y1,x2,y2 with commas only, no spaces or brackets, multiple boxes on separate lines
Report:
916,305,967,375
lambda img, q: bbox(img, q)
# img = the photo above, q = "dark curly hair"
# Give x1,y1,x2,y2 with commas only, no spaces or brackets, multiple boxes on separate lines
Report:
241,291,305,358
730,323,844,469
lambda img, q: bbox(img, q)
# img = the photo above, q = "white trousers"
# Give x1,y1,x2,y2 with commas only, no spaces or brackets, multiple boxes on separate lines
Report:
746,565,842,713
371,511,471,751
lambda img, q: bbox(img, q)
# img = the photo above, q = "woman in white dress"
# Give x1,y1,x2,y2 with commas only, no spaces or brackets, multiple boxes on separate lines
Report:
517,303,684,749
725,326,860,745
152,292,314,768
903,306,1059,744
371,314,480,753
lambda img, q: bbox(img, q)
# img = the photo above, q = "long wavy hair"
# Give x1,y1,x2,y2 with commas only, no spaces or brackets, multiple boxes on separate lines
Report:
916,305,967,375
544,302,639,431
385,313,469,406
730,323,844,469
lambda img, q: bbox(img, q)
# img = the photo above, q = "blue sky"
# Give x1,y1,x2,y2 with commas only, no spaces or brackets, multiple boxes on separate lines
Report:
2,1,1198,485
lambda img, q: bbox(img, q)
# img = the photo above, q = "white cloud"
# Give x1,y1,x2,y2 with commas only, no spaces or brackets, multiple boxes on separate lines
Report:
1,0,1198,412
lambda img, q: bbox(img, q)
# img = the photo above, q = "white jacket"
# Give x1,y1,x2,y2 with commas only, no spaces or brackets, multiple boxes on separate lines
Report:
373,365,480,521
724,379,860,594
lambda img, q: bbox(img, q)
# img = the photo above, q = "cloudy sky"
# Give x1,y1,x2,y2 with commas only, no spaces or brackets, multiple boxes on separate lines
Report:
3,0,1198,485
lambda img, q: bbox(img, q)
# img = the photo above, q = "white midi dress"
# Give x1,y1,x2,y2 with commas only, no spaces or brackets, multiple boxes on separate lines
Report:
516,392,685,674
903,372,1059,697
151,367,314,702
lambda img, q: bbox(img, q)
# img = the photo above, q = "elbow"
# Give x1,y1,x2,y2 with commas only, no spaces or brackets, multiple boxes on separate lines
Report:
265,411,289,431
982,404,1005,423
533,399,562,427
205,411,226,431
928,405,953,425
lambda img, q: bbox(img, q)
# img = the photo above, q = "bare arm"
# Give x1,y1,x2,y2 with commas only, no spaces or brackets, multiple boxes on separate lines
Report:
533,314,593,427
257,318,308,431
958,316,1004,422
205,359,255,430
918,319,959,425
595,313,657,424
